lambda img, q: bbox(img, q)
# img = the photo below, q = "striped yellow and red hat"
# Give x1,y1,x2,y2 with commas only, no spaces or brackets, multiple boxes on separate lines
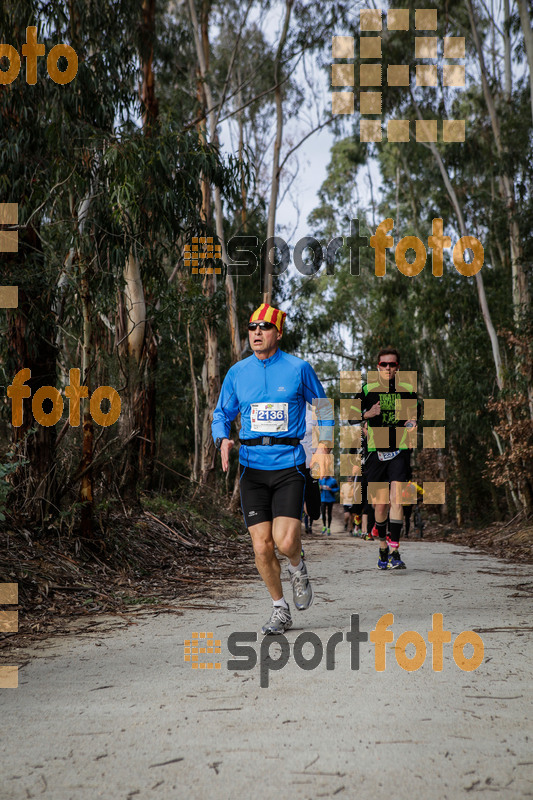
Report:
249,303,287,334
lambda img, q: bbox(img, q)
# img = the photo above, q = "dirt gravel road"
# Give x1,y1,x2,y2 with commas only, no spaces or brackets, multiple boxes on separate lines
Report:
2,517,532,800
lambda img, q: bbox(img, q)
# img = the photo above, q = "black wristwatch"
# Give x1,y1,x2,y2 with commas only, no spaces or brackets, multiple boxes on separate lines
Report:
215,437,223,450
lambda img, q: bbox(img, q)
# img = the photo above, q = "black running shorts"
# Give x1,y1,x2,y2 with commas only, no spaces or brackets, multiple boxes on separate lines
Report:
364,450,410,484
304,466,321,521
239,464,306,527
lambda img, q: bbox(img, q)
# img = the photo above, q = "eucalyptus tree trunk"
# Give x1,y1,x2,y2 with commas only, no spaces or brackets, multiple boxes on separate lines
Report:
263,0,293,304
516,0,533,126
412,99,528,510
123,252,147,363
416,101,531,510
186,322,200,483
188,0,247,484
79,263,94,536
188,0,242,365
141,0,159,126
413,99,504,391
188,0,220,485
118,0,159,502
139,0,159,483
237,67,247,233
72,188,96,536
451,445,463,527
467,0,530,323
467,0,533,422
502,0,512,100
118,249,148,502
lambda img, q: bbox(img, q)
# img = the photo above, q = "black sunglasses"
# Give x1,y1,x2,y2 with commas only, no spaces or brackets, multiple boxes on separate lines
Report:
378,361,398,368
248,321,276,331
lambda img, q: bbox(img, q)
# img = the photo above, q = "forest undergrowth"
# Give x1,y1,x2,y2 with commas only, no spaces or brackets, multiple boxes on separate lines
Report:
0,491,255,650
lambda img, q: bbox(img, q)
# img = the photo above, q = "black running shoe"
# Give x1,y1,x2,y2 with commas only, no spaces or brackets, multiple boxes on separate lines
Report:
389,549,406,569
378,547,392,570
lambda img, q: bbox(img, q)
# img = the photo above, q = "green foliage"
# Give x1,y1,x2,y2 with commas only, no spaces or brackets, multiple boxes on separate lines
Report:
293,0,533,522
1,0,531,527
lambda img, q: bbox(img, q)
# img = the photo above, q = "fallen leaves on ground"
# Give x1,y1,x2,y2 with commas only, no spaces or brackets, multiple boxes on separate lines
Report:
0,501,255,650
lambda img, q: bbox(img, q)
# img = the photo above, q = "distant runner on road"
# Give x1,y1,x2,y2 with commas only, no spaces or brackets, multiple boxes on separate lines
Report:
319,474,339,536
358,347,419,570
212,303,334,635
340,479,356,534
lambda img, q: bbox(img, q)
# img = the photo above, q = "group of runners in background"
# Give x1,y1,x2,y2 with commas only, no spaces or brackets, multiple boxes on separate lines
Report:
212,303,422,635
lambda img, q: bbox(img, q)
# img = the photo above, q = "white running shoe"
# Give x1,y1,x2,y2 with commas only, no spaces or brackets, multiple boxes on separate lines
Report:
261,605,293,635
289,562,314,610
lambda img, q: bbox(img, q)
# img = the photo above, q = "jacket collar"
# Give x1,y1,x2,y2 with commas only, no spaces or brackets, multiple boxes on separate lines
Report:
253,348,282,367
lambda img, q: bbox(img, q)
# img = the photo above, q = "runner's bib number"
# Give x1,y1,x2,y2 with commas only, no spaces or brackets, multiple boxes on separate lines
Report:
250,403,289,433
377,449,400,462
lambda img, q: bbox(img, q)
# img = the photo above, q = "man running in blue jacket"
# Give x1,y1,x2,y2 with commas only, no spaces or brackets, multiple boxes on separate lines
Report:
212,303,333,635
319,475,339,536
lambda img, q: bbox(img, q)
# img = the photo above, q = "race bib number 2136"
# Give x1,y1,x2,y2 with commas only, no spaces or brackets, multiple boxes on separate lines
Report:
250,403,289,433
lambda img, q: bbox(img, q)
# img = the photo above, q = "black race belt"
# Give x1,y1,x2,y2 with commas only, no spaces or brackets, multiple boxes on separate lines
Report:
239,437,301,447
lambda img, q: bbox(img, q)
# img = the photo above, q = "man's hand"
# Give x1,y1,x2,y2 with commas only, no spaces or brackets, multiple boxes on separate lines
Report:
315,443,332,455
365,401,381,419
220,438,234,472
404,420,417,447
310,444,331,478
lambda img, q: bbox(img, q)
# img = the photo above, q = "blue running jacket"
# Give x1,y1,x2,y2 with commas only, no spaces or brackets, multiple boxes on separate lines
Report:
319,476,339,503
212,348,334,470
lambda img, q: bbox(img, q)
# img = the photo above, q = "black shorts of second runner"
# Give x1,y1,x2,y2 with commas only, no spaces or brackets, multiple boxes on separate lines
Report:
304,466,321,521
364,450,410,485
354,473,368,509
239,463,306,527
